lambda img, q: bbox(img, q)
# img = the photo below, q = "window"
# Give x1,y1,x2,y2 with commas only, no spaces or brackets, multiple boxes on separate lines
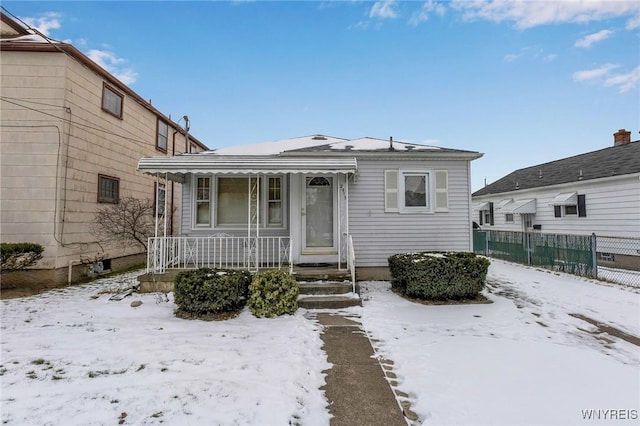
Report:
155,182,166,216
98,174,119,203
384,170,448,213
217,177,250,225
195,177,211,226
565,205,578,215
157,119,168,152
403,173,428,209
267,177,283,226
552,194,586,218
102,84,123,118
505,213,514,223
598,252,615,262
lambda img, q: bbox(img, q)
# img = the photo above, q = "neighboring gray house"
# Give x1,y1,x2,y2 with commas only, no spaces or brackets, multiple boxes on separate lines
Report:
138,135,483,279
472,129,640,270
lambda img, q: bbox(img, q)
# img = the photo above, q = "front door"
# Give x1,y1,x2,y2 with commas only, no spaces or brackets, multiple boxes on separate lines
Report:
303,176,335,251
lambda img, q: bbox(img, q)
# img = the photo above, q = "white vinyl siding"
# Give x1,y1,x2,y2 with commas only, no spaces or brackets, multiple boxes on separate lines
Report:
472,174,640,238
351,159,471,266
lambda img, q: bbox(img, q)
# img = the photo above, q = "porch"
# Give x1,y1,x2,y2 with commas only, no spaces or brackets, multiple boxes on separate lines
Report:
141,234,357,293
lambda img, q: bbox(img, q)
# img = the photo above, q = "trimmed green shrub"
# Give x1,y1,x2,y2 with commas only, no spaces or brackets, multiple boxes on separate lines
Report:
248,270,298,318
388,251,490,300
0,243,44,273
173,268,251,315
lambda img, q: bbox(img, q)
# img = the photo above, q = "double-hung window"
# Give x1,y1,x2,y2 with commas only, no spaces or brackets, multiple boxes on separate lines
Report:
157,119,168,152
267,177,283,227
98,174,119,203
102,83,123,118
385,169,448,213
195,177,211,226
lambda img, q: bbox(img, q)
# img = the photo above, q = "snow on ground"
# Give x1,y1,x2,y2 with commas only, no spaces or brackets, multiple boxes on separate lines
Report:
1,272,330,426
2,260,639,425
359,259,640,426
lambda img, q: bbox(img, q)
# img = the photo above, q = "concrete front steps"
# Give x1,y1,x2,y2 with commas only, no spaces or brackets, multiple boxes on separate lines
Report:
297,281,362,309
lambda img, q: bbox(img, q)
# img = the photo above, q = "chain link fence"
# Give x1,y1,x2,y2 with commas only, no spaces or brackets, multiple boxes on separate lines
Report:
595,236,640,287
473,231,640,288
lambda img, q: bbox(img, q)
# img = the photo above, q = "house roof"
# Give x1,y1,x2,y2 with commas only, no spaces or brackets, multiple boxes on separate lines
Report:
137,155,358,181
211,135,483,159
139,134,482,181
473,139,640,197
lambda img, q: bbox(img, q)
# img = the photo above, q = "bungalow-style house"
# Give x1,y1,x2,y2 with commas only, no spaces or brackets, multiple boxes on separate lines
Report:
472,129,640,271
0,12,207,287
138,135,483,280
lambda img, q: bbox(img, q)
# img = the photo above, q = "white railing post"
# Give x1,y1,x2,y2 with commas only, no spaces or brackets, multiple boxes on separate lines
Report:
348,234,356,293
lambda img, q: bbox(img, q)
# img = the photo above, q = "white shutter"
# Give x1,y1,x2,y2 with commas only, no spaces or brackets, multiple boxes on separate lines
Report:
384,170,398,212
434,170,448,212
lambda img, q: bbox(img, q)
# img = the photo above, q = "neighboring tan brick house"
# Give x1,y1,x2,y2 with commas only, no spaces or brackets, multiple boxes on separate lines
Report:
0,13,207,287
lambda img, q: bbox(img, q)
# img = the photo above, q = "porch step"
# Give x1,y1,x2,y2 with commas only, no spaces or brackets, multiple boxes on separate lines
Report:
298,281,352,295
298,295,362,309
292,265,351,282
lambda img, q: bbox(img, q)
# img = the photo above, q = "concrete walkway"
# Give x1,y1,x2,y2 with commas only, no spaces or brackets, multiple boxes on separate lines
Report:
313,313,415,426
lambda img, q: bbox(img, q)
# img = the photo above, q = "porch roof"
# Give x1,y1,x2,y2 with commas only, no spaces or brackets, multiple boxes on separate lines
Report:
500,199,537,214
137,155,358,181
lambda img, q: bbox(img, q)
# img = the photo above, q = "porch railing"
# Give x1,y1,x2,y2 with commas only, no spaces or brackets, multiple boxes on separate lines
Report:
347,234,356,293
147,236,291,274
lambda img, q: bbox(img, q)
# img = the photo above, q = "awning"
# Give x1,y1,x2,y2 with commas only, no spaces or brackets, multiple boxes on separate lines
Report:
138,154,358,182
549,192,577,206
496,199,513,210
473,202,490,211
501,199,536,214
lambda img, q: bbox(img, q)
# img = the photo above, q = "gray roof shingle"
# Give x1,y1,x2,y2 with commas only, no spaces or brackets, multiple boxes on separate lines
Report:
473,140,640,196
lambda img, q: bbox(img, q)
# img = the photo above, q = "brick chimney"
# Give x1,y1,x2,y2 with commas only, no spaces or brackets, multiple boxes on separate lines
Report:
613,129,631,146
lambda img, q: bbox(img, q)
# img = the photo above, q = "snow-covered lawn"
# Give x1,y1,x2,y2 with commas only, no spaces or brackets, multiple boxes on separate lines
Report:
360,259,640,425
2,259,639,425
0,274,330,426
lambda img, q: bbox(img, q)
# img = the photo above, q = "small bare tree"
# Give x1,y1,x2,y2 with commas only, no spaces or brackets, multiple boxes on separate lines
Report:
91,197,158,252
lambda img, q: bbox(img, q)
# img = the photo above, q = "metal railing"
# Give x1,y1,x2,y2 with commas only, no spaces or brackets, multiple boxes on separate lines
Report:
347,234,356,293
473,230,596,277
473,231,640,287
147,236,291,274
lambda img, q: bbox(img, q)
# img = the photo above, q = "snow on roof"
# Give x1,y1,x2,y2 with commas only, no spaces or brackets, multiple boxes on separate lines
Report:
0,34,52,43
211,135,443,155
211,135,348,155
328,137,441,151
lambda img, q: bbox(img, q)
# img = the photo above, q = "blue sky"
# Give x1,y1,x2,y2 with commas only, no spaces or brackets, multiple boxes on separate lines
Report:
4,1,639,191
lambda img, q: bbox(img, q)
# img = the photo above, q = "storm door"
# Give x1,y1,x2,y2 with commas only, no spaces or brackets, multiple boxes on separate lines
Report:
303,176,335,250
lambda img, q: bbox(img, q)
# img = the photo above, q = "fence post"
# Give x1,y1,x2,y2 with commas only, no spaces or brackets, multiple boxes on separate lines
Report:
485,231,489,256
526,232,532,265
591,233,598,279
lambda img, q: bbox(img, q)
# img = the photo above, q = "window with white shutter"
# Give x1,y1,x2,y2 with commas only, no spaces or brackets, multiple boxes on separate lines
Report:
384,170,399,212
434,170,448,212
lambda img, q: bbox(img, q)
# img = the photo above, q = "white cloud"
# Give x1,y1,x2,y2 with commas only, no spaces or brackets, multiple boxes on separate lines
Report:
626,13,640,29
369,0,398,19
20,12,61,37
409,0,446,26
451,0,640,29
86,49,138,85
604,65,640,93
573,64,619,82
503,46,556,63
503,53,522,62
575,29,613,48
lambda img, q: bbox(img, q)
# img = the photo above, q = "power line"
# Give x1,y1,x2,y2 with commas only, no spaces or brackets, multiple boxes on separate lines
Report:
1,96,159,149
